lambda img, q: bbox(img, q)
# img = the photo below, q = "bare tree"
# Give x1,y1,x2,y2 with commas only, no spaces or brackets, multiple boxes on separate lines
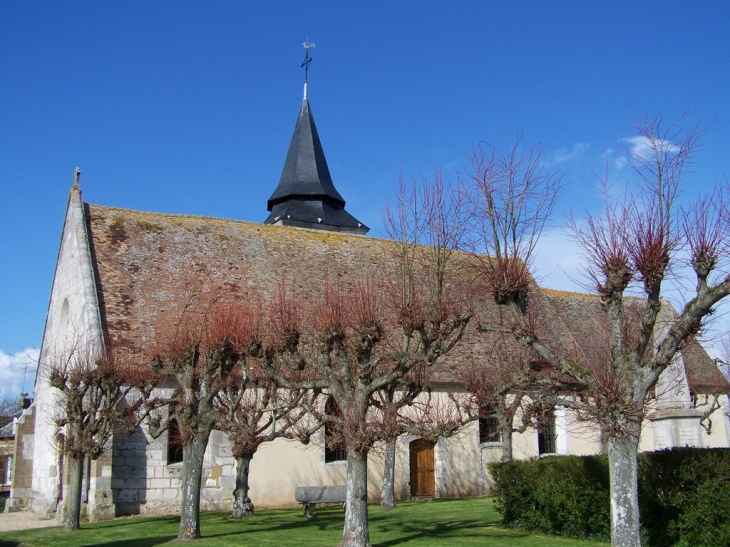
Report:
214,303,324,519
375,166,471,509
263,270,470,547
371,373,425,509
147,295,256,540
455,335,541,462
371,363,454,508
464,136,564,310
0,396,22,416
472,119,730,547
47,346,151,531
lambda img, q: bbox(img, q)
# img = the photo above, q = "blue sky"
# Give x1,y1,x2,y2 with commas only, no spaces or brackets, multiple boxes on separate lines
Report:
2,1,729,397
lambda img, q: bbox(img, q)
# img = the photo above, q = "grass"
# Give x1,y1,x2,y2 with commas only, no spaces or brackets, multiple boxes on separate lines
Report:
0,498,609,547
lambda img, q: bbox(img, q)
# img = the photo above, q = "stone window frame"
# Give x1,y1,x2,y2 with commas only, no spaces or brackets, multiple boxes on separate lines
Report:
477,405,502,447
167,419,184,465
536,406,570,457
537,410,557,456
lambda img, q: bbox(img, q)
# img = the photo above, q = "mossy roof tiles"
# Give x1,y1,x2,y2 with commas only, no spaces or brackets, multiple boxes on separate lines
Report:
85,204,727,393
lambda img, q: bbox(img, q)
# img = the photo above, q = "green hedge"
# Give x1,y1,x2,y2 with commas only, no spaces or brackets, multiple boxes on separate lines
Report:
639,448,730,546
489,448,730,546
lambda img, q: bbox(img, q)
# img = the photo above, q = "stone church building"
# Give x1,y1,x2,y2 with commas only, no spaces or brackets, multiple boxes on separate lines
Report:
7,81,730,519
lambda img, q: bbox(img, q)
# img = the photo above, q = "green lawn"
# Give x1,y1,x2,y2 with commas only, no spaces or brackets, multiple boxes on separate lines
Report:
0,498,608,547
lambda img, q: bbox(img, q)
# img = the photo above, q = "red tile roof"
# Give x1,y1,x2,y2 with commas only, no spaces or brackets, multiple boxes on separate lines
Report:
85,204,728,394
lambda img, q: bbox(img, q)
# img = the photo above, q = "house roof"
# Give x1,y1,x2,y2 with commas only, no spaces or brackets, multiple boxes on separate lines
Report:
85,204,498,382
87,205,394,352
0,411,22,439
264,90,368,234
540,288,730,394
82,203,727,396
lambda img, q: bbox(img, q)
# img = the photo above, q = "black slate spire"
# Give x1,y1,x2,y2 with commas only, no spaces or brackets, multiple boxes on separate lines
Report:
264,82,369,235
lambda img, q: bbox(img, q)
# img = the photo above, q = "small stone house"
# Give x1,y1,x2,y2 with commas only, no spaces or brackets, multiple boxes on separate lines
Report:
8,82,730,519
0,420,15,492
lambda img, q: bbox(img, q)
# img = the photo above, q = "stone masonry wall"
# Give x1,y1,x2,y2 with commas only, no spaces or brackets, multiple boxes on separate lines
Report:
112,427,236,516
5,405,35,512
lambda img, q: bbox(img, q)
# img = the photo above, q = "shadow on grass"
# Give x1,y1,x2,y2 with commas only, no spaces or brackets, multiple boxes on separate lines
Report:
201,506,348,539
371,510,530,547
73,537,176,547
87,515,181,529
0,499,561,547
362,499,530,547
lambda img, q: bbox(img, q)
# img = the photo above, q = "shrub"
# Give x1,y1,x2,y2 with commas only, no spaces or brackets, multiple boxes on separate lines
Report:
490,455,610,540
639,448,730,547
490,448,730,546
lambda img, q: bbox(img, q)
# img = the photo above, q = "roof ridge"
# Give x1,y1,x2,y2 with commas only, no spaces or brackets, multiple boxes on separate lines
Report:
88,204,264,227
87,202,381,244
541,287,594,298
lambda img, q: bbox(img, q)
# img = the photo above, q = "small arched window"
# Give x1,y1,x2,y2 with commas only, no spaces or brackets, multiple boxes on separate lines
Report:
167,419,184,464
324,397,347,463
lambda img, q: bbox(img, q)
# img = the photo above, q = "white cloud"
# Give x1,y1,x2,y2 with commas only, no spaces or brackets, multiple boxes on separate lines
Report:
600,147,629,171
601,136,680,172
623,135,678,159
609,136,680,169
548,142,590,165
0,348,39,400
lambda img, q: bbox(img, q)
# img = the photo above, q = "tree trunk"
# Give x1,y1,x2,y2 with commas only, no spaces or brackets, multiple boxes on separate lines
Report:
340,448,370,547
380,439,396,508
500,423,513,463
607,429,641,547
63,454,84,531
232,452,255,518
178,434,209,540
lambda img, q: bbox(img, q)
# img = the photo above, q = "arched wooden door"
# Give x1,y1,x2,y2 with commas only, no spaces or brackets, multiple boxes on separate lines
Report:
409,438,435,497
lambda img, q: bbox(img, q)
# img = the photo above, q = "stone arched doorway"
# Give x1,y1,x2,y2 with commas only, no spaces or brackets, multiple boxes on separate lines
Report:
409,438,435,497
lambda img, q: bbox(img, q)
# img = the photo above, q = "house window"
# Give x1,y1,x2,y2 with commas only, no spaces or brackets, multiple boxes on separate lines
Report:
478,406,501,444
324,397,347,463
537,411,556,455
167,419,184,464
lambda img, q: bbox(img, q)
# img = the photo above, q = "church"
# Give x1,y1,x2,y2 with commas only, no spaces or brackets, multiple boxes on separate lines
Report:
7,70,730,520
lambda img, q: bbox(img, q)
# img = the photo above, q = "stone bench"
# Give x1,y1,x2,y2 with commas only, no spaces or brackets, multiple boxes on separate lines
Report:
294,485,347,517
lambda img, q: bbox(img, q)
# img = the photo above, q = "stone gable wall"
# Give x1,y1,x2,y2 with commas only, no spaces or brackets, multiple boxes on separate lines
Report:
31,186,106,516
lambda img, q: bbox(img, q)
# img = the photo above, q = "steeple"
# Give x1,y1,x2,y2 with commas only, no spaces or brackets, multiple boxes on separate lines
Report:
264,43,369,235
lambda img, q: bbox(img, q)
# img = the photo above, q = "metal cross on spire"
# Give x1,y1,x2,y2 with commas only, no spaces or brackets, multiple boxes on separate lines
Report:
301,39,315,83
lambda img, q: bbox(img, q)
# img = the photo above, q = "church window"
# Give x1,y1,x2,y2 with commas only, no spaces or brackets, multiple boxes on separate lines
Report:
324,397,347,463
537,411,557,455
167,419,184,464
478,405,502,444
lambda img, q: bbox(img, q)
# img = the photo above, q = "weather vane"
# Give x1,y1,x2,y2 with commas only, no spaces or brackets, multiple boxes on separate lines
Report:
302,39,315,83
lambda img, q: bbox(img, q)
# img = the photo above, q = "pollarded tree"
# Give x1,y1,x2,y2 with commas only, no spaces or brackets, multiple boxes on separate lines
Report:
213,296,323,518
147,295,258,540
48,346,152,531
470,118,730,547
370,368,427,508
263,273,470,547
376,166,471,509
455,334,546,463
